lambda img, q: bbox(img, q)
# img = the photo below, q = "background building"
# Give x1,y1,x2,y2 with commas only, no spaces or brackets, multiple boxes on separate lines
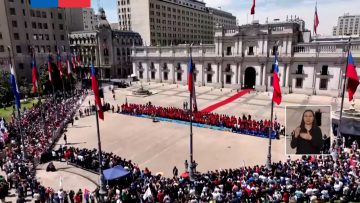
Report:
65,8,99,31
110,22,120,30
208,7,236,29
117,0,236,46
70,9,142,79
0,0,69,80
332,13,360,36
132,19,360,98
82,8,99,31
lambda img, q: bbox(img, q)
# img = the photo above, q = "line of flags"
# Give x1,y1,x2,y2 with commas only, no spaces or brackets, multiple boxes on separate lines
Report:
30,49,82,93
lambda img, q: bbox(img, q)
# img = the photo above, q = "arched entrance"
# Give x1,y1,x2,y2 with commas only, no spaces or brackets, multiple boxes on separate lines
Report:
244,67,256,89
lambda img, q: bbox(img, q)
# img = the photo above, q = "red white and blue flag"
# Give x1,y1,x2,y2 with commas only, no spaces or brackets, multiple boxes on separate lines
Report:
47,54,53,84
346,52,359,101
251,0,255,15
188,53,198,112
57,48,63,78
314,2,319,34
188,55,194,93
91,64,104,120
31,0,90,8
31,51,39,93
272,52,282,105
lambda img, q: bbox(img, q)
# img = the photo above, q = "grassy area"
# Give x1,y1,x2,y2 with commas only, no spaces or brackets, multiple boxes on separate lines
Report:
0,99,38,122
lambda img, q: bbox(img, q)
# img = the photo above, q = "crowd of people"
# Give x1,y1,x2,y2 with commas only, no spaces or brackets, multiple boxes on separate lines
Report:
48,143,360,202
121,103,283,138
2,89,360,202
0,92,85,202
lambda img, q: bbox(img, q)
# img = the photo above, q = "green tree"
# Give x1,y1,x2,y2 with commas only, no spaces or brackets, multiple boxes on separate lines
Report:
0,71,12,107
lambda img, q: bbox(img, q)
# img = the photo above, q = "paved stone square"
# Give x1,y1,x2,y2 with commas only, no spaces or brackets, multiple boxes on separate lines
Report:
36,82,360,191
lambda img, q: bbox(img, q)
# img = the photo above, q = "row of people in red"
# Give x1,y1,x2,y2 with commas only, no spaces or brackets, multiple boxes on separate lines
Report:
121,103,281,137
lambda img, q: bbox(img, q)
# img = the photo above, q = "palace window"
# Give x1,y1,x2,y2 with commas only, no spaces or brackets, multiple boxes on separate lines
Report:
321,65,328,75
320,79,328,90
207,74,212,83
296,65,303,74
248,46,254,55
296,78,303,88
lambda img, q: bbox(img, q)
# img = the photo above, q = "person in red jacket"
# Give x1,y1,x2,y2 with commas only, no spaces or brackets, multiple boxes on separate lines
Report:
74,193,81,203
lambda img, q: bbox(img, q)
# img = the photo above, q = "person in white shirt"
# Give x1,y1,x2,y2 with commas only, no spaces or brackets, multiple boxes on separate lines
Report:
58,189,64,202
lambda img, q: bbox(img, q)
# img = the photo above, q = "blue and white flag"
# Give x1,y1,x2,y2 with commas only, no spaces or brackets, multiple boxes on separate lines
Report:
10,64,21,109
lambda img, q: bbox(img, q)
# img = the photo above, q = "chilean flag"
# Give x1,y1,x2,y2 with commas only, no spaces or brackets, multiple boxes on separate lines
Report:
47,54,53,84
272,52,282,105
31,52,39,93
346,52,359,101
57,48,63,78
91,64,104,120
10,64,21,109
314,2,319,34
31,0,90,8
187,54,198,112
250,0,255,15
188,55,194,93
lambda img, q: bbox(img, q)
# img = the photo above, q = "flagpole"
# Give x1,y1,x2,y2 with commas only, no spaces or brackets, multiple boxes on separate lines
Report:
91,59,107,200
7,46,26,161
266,44,279,169
189,45,194,181
266,100,274,169
94,97,107,200
336,37,351,152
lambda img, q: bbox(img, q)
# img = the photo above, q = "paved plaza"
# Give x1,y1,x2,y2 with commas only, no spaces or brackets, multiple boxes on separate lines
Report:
36,82,360,191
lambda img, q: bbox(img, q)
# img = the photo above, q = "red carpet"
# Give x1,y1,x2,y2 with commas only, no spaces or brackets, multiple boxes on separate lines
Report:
201,89,251,113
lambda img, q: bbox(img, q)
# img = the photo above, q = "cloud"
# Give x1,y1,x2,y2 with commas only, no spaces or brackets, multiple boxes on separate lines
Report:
203,0,234,8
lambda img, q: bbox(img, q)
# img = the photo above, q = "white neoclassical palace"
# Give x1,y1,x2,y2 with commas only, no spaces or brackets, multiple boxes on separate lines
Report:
131,20,360,97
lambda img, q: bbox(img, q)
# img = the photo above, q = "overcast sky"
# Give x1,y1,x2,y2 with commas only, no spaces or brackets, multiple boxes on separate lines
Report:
92,0,360,36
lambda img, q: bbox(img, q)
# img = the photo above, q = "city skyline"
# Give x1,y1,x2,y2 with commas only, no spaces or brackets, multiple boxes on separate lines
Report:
92,0,360,36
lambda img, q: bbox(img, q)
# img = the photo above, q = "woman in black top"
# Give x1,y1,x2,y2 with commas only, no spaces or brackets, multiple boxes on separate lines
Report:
291,109,323,154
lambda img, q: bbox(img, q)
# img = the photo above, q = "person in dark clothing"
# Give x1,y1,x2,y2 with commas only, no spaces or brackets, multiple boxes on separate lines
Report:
291,109,323,154
16,196,25,203
315,109,322,126
64,134,67,145
173,166,178,177
69,190,75,203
